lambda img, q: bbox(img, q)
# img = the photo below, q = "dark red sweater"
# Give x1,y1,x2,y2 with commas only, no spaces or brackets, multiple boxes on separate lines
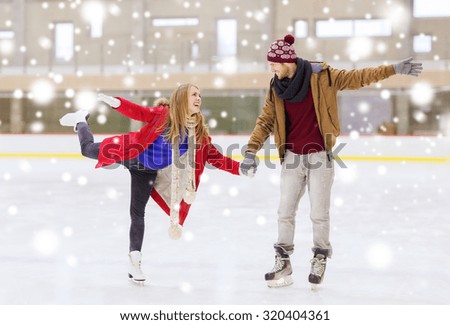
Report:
285,88,325,154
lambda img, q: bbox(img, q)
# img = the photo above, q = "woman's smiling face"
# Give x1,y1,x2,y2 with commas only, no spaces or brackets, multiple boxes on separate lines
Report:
188,86,202,115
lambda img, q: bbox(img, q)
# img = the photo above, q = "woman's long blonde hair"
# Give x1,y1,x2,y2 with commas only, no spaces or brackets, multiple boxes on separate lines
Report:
161,83,209,144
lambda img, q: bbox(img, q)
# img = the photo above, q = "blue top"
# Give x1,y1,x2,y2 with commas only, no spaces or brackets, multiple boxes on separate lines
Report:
137,132,189,170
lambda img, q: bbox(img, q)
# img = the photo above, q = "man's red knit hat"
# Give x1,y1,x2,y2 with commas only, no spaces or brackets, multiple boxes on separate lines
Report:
267,34,297,63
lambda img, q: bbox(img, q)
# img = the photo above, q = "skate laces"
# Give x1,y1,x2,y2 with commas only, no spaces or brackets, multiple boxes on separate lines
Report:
310,256,326,276
272,255,288,272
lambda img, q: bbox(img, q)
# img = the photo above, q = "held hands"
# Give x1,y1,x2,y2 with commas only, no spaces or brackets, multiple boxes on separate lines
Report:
240,152,258,178
393,57,423,77
97,93,121,108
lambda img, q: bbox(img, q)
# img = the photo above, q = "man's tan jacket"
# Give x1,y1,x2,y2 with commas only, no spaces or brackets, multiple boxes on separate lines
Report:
247,62,396,163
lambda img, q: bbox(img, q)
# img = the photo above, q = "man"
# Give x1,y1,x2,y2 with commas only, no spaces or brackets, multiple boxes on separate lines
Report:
240,34,422,288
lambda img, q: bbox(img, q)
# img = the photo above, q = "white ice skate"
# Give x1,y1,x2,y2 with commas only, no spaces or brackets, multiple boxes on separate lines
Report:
59,110,90,132
128,250,146,285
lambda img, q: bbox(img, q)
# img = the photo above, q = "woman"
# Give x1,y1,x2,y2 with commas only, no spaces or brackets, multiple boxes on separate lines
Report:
59,84,246,284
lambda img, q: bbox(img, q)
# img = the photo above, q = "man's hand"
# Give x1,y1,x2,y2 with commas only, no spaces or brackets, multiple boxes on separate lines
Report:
98,93,121,108
393,57,423,77
240,152,258,177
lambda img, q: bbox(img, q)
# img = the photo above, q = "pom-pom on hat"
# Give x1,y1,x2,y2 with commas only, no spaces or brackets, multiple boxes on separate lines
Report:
267,34,297,63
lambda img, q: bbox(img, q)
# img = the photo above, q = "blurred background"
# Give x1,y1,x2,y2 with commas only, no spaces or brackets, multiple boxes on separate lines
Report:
0,0,449,135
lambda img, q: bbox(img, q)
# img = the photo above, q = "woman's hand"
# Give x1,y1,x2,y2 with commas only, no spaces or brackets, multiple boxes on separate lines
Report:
98,93,121,108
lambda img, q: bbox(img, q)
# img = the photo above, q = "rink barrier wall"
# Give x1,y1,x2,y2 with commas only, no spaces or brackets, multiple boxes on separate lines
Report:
1,134,449,163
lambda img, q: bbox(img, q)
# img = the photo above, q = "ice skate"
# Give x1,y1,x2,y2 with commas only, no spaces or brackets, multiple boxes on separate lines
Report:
265,244,293,288
128,250,146,285
59,110,90,132
308,248,328,290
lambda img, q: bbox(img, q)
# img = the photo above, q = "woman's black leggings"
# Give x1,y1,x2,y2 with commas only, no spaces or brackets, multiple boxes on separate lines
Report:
77,122,157,252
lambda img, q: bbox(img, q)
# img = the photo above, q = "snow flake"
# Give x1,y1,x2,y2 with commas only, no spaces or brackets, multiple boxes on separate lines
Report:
66,255,78,267
64,88,75,98
347,37,373,61
213,77,225,88
74,90,97,111
357,101,371,114
410,82,434,106
349,130,360,139
228,187,239,197
63,227,73,237
106,187,120,200
336,164,358,184
77,176,88,186
30,121,45,133
61,172,72,182
8,205,18,216
270,174,280,186
256,215,266,226
208,118,218,129
334,197,344,207
413,110,427,123
123,76,135,87
30,79,55,105
19,160,32,173
380,89,391,100
183,231,194,242
179,282,193,294
109,4,121,16
366,242,393,270
210,184,221,196
377,165,387,176
13,89,24,99
32,229,59,256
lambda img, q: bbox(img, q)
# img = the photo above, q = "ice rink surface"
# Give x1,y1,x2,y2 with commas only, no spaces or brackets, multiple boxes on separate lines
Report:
1,138,449,305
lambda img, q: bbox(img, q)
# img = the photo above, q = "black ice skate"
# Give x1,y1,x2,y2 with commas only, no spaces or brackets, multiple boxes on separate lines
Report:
265,244,293,288
308,248,328,290
128,250,146,286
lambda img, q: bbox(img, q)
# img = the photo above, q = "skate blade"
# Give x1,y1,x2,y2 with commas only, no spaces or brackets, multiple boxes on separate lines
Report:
266,275,293,288
309,278,324,291
128,274,146,286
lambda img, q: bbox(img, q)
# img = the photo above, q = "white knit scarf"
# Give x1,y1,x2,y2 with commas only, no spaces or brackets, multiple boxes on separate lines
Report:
168,115,197,239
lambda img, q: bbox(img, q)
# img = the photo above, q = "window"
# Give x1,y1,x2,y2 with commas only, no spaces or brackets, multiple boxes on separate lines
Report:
190,42,199,60
354,19,391,37
294,20,308,38
316,19,392,37
413,34,432,53
413,0,450,17
90,13,103,38
217,19,237,57
316,20,352,37
152,18,199,27
0,30,14,56
81,1,104,38
0,30,14,39
54,22,74,61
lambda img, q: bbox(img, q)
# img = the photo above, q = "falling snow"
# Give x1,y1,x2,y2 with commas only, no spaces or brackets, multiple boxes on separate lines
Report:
0,0,449,312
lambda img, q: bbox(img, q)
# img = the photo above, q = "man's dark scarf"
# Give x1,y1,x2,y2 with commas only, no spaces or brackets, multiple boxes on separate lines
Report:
273,58,312,103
